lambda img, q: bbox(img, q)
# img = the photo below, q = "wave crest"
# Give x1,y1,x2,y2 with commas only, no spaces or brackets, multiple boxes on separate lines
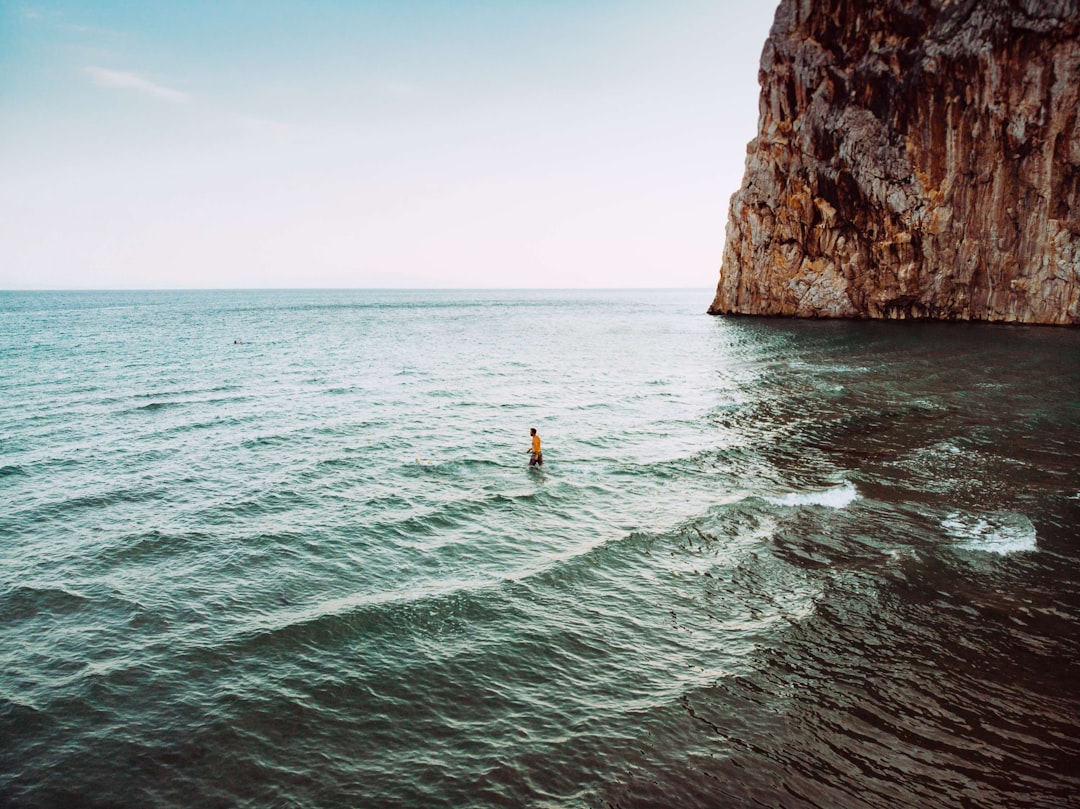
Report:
942,510,1037,555
765,483,858,509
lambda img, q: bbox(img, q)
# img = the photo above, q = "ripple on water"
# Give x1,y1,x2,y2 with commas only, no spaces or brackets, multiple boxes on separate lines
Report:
1,291,1078,809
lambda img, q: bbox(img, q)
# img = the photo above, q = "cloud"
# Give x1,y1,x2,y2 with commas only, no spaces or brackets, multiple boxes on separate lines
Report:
230,114,304,137
84,66,191,102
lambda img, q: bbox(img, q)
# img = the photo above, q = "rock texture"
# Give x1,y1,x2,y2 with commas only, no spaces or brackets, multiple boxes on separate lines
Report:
709,0,1080,323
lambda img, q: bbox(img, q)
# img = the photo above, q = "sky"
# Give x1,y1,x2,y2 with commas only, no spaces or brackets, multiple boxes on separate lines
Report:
0,1,778,289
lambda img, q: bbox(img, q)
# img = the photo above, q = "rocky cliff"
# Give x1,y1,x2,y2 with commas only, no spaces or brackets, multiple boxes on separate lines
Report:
709,0,1080,324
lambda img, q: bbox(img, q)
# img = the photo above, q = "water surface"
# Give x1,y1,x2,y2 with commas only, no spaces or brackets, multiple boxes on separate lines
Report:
2,289,1078,808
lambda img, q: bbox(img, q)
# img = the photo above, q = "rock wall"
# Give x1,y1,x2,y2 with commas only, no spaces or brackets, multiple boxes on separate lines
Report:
709,0,1080,324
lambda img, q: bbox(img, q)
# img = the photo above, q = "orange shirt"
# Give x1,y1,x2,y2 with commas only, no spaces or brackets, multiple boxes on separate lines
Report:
531,434,541,454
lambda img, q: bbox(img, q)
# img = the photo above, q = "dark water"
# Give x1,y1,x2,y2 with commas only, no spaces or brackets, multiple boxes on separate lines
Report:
1,289,1078,808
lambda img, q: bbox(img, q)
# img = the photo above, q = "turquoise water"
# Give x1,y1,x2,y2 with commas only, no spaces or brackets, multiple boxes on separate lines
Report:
2,289,1079,808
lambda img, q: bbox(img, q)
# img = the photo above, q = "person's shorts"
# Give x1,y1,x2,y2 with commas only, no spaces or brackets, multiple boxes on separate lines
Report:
530,452,543,466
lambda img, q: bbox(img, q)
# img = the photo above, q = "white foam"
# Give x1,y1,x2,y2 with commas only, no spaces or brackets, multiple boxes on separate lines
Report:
766,483,858,509
942,510,1037,555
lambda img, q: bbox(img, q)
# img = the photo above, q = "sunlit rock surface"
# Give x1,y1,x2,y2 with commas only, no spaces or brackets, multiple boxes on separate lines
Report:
709,0,1080,323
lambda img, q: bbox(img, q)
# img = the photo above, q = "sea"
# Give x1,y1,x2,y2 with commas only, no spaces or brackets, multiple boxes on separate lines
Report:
1,288,1078,809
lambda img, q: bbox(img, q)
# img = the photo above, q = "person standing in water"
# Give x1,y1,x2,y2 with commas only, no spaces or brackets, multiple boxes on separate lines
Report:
527,427,543,466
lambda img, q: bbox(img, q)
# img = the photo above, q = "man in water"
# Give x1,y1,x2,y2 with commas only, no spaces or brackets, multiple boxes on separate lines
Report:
528,427,543,466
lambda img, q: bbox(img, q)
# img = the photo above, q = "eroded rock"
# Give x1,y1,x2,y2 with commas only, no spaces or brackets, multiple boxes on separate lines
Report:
709,0,1080,324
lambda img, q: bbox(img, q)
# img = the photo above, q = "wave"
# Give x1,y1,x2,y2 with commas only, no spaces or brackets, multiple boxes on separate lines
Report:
134,393,255,415
133,412,267,442
29,487,163,520
765,483,858,509
218,510,776,661
0,584,93,622
365,487,547,540
0,464,28,478
215,514,794,667
240,433,295,448
132,384,242,400
400,457,515,477
941,510,1037,555
86,528,213,566
213,576,513,663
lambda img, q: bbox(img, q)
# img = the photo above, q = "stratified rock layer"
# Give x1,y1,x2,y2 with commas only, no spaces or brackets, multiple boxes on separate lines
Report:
709,0,1080,323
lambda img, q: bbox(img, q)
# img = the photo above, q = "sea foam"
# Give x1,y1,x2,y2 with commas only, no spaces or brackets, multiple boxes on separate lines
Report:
942,510,1037,555
765,483,858,509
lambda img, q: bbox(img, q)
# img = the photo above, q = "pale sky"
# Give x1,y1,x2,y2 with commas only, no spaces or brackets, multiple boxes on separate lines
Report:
0,1,778,289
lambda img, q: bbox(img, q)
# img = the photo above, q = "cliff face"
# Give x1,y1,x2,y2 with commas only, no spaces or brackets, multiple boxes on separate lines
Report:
709,0,1080,324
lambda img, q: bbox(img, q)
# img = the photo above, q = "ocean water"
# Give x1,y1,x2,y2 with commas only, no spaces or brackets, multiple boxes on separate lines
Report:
1,288,1079,809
